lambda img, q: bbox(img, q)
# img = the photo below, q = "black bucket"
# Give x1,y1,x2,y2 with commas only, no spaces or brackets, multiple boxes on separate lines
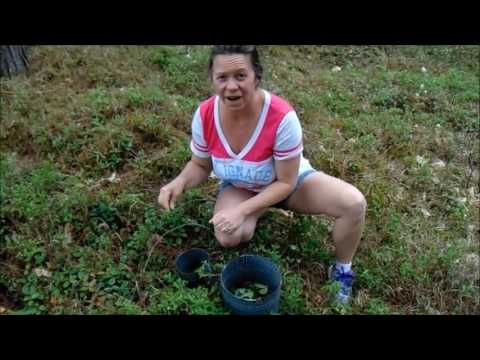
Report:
220,255,282,315
175,248,211,287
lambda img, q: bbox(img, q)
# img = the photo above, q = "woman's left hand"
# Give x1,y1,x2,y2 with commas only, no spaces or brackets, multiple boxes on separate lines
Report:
209,208,246,234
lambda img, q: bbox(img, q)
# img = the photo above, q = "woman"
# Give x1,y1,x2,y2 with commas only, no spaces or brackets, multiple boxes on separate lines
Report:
158,45,367,304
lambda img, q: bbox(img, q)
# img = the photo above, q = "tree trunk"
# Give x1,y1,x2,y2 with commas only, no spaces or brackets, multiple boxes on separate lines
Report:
0,46,30,78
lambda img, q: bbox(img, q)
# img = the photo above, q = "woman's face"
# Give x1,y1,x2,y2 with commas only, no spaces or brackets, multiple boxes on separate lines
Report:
211,54,259,111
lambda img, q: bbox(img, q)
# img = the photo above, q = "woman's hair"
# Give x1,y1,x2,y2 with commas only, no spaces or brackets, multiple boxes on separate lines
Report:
208,45,263,82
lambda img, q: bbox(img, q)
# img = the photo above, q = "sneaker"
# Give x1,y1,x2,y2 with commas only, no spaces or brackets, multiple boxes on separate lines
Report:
328,264,355,305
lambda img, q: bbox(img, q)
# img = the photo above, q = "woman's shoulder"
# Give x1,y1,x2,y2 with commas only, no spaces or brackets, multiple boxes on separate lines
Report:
198,94,216,109
196,95,216,121
266,90,295,116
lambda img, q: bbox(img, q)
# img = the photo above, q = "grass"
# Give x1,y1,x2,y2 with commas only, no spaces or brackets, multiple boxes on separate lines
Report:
0,45,478,315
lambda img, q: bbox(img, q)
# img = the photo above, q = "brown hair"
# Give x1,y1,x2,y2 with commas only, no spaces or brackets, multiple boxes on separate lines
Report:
208,45,263,82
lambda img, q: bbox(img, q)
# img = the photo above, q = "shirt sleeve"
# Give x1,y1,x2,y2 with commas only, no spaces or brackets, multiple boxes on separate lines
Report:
273,111,304,160
190,107,211,158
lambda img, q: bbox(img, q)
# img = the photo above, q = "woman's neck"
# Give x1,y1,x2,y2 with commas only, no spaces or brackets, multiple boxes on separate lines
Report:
223,89,264,123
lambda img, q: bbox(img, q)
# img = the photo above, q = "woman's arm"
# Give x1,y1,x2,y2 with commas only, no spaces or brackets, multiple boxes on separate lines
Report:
209,156,300,231
158,155,212,210
237,156,300,216
177,155,213,190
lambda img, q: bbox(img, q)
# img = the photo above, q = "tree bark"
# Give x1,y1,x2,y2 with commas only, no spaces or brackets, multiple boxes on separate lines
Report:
0,46,30,78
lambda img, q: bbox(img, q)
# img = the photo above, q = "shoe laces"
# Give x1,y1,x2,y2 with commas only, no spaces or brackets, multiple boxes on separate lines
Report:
332,267,355,289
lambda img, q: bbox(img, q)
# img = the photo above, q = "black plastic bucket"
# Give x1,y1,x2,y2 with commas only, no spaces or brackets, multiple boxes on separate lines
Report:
175,248,211,287
220,255,282,315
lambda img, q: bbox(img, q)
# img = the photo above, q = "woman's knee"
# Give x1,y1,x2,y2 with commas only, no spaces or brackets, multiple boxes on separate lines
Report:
215,219,257,247
344,189,367,220
241,220,257,243
215,231,242,249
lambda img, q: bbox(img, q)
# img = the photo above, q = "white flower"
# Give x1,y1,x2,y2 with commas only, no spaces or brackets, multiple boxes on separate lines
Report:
331,66,342,73
420,84,425,90
416,155,428,166
421,67,427,73
107,172,120,183
34,268,52,278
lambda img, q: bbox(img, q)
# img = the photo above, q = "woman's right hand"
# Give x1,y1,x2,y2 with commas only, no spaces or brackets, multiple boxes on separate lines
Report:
158,181,184,211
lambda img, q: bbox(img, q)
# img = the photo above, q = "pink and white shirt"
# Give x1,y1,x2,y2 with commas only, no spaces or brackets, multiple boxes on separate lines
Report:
190,90,314,192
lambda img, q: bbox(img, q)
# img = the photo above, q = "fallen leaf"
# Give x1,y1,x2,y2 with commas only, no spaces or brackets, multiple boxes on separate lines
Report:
420,208,431,217
151,234,163,245
64,223,73,245
431,159,446,168
107,172,120,183
435,223,447,231
98,222,110,231
272,208,294,219
468,187,478,202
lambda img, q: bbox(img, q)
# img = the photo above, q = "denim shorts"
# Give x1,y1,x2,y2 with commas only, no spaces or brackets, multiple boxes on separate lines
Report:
218,169,317,210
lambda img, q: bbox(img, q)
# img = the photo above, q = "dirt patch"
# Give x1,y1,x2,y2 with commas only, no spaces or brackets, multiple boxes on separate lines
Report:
0,285,21,313
452,253,480,285
298,265,329,307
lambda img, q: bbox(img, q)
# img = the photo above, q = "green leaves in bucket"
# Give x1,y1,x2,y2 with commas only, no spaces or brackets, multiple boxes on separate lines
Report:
234,282,269,301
